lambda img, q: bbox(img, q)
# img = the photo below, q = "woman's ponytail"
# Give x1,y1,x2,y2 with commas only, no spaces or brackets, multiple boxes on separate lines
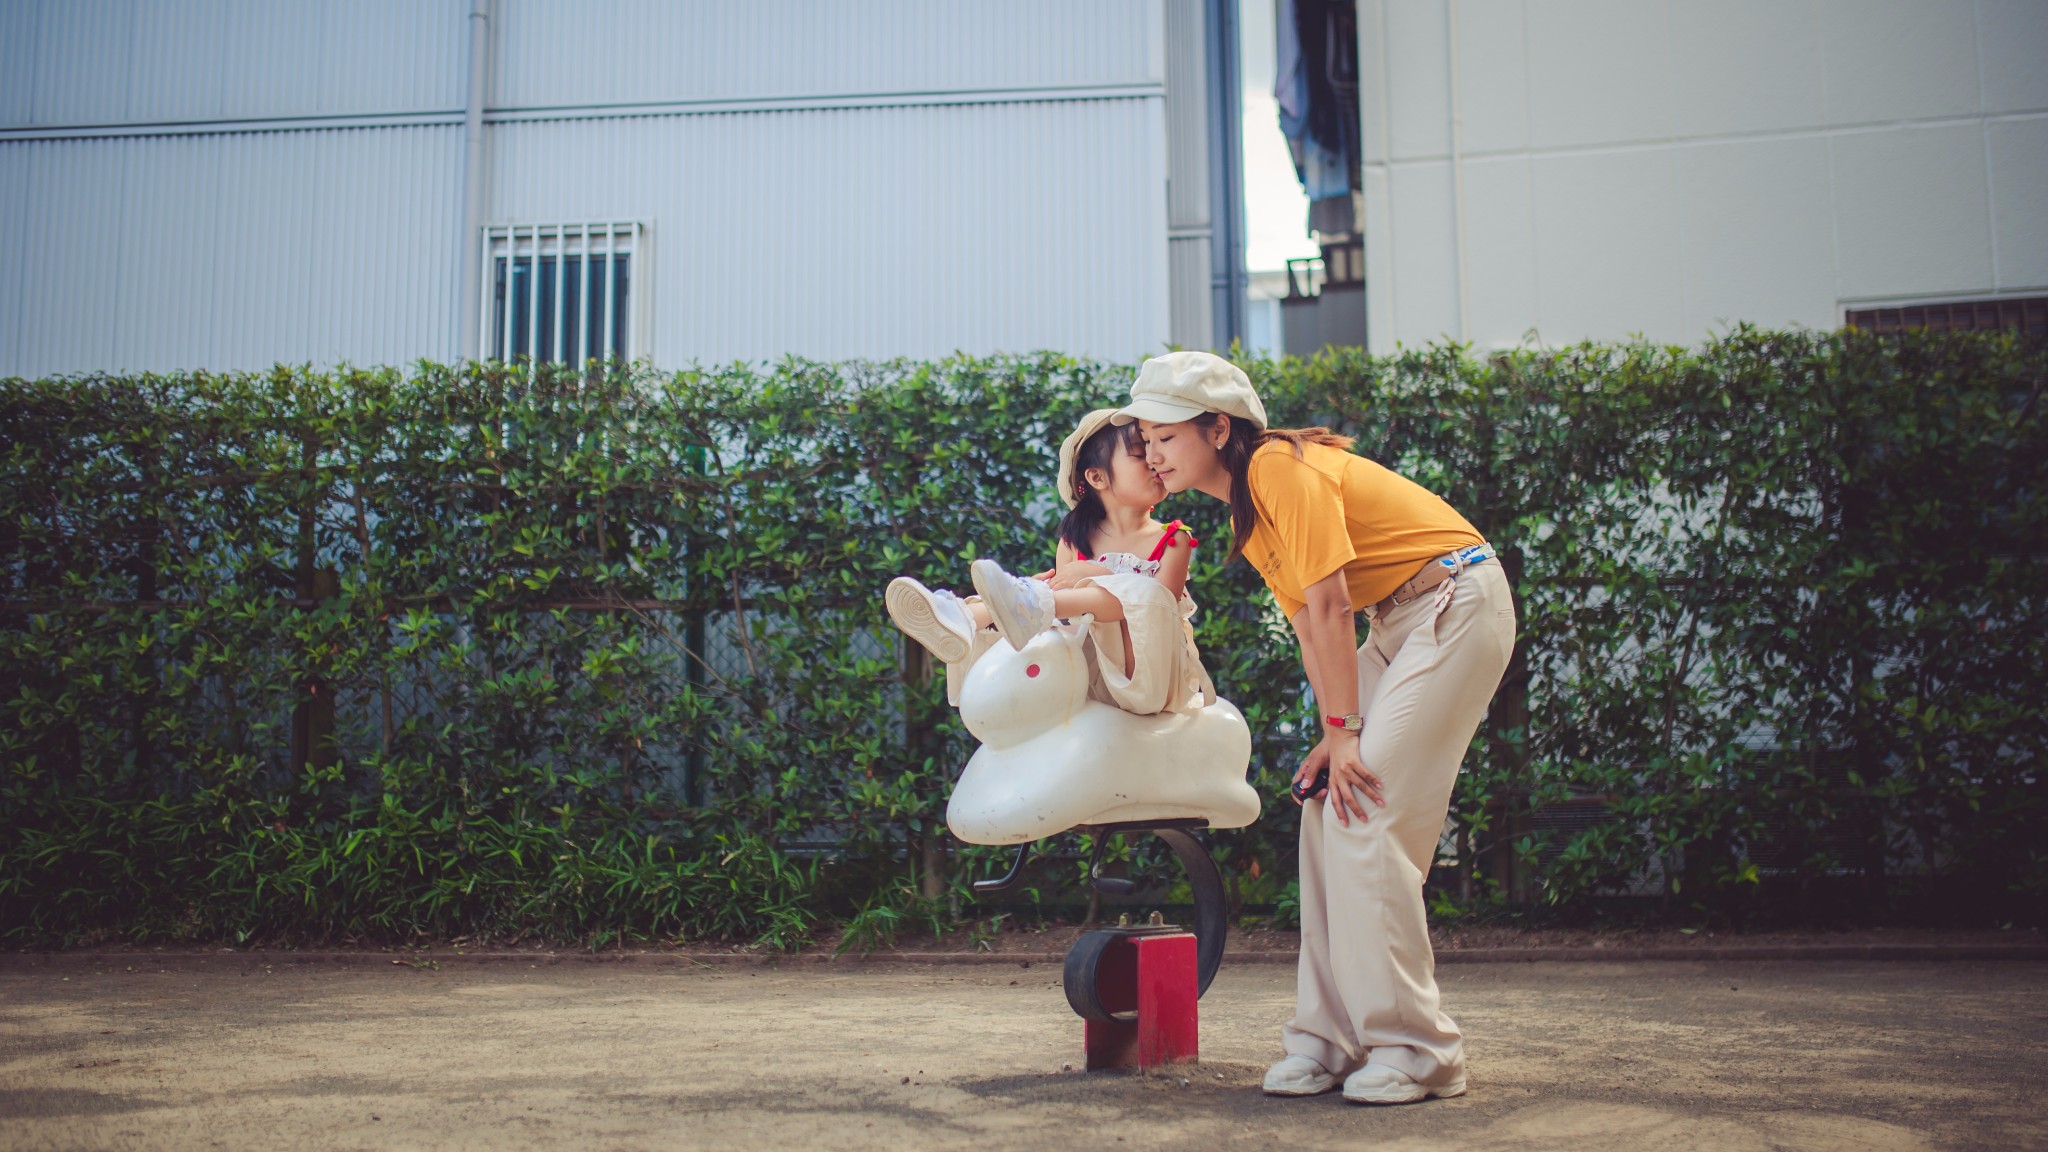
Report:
1205,415,1353,564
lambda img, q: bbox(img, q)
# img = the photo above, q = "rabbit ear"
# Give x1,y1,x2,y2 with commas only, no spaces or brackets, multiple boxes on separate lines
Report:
1060,615,1095,647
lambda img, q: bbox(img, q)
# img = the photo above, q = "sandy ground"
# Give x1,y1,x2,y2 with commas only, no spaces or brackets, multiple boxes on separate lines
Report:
2,957,2043,1151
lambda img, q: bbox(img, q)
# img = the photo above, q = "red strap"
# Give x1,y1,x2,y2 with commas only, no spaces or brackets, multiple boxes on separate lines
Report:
1146,520,1198,562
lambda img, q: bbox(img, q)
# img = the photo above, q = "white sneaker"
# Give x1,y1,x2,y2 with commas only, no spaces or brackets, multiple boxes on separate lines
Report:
1261,1055,1336,1096
885,577,975,665
1341,1063,1466,1105
969,558,1055,651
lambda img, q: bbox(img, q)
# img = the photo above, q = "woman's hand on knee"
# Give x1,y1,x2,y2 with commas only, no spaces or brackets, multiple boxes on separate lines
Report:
1323,737,1384,826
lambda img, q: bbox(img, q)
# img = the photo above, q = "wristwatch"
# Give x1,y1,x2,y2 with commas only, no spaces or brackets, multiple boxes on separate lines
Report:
1325,713,1363,732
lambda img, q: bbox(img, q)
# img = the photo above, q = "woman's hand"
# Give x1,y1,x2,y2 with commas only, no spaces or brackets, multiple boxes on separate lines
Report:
1318,733,1384,826
1291,740,1330,806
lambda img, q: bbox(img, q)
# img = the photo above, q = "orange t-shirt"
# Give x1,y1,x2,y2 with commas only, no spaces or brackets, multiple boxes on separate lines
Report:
1242,440,1483,619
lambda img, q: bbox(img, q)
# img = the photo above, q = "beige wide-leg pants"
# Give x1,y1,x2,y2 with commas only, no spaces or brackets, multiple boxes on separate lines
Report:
1282,559,1516,1088
1073,572,1209,716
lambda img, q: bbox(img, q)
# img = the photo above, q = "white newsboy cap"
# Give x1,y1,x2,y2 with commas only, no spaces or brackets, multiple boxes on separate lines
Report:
1110,350,1268,429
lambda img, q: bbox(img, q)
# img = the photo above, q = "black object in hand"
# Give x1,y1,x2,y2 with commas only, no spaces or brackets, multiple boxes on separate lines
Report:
1292,766,1329,802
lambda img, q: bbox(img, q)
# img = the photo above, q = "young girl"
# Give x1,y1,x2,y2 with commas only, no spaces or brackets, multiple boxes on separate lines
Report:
885,408,1211,717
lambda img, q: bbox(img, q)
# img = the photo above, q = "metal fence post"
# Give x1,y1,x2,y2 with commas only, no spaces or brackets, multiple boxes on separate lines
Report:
291,433,337,773
131,443,159,786
903,637,945,901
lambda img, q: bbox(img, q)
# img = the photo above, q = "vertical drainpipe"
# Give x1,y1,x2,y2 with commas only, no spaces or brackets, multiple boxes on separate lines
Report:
1206,0,1247,351
1445,0,1471,344
457,0,490,362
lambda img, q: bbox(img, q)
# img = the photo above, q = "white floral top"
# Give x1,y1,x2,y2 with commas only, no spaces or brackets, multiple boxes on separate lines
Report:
1080,521,1199,616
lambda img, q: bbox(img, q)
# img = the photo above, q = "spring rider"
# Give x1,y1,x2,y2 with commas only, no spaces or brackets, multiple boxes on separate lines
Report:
945,618,1259,1069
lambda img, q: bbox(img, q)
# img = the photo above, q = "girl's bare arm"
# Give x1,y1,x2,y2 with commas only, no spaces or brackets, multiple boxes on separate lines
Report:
1153,528,1193,600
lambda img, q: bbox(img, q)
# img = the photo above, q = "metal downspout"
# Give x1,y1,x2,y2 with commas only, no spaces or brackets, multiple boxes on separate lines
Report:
457,0,490,361
1207,0,1247,351
1446,0,1470,343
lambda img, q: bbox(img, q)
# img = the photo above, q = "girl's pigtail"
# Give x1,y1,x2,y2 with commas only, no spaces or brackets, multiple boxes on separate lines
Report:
1057,483,1107,556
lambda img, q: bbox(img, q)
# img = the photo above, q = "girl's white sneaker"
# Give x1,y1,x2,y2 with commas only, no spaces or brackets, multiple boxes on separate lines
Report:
885,577,975,665
969,558,1055,651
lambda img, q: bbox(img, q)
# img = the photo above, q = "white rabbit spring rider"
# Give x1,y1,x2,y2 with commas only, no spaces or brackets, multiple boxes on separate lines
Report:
945,615,1260,1022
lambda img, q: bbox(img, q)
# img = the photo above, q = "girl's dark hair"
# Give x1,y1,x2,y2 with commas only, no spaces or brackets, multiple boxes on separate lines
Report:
1057,421,1146,555
1199,414,1355,564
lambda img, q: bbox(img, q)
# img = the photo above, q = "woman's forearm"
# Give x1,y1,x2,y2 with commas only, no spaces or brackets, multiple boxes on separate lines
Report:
1294,572,1383,820
1292,573,1359,723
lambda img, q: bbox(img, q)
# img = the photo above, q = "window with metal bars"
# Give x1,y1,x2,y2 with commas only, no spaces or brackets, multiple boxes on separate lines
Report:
480,222,643,364
1845,296,2047,339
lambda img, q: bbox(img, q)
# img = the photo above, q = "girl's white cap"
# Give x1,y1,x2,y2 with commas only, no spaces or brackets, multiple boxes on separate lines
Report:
1110,351,1268,430
1057,408,1122,510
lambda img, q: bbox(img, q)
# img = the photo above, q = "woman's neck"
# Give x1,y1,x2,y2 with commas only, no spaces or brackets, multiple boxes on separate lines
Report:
1192,470,1233,502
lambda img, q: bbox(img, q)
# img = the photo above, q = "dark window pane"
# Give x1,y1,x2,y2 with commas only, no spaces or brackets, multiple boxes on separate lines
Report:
489,245,634,363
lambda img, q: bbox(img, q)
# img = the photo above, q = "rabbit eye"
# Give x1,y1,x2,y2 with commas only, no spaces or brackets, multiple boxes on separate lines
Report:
1025,664,1040,678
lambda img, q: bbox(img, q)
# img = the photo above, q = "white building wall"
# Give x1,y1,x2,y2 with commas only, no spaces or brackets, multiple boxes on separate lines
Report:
2,127,465,377
0,0,463,126
490,0,1160,107
486,99,1167,365
1356,0,2048,353
0,0,1177,376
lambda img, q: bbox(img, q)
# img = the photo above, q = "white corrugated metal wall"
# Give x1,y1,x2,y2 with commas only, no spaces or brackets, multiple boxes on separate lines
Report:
0,0,1186,375
2,128,465,376
490,0,1159,107
487,101,1166,364
0,0,463,125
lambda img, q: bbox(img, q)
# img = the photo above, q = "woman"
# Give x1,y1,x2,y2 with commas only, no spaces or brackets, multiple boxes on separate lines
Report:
1113,351,1515,1105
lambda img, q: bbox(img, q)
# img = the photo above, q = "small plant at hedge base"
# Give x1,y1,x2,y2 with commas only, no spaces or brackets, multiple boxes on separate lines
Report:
967,913,1009,954
1273,879,1302,931
834,897,906,958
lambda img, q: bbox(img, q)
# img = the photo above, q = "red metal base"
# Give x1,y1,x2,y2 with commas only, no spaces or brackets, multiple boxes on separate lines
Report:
1081,931,1199,1070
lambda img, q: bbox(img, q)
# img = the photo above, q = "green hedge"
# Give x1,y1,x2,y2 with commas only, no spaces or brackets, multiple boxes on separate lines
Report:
2,328,2042,946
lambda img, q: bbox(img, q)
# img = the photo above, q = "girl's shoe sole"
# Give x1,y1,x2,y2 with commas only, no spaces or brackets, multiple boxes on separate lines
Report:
885,578,970,665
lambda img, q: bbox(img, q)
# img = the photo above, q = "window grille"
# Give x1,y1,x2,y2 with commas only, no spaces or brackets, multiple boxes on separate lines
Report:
1845,296,2047,339
479,222,645,364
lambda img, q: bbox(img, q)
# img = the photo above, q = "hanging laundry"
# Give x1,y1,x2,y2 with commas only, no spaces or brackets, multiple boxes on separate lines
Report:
1275,0,1362,236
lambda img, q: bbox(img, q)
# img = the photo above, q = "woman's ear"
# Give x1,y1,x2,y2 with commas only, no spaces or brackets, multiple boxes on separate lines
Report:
1083,466,1108,492
1209,418,1231,449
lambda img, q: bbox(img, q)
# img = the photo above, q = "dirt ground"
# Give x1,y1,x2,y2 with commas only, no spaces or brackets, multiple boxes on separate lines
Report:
2,957,2043,1151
